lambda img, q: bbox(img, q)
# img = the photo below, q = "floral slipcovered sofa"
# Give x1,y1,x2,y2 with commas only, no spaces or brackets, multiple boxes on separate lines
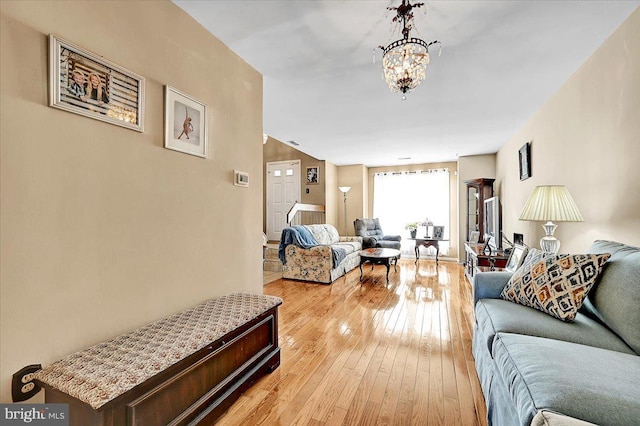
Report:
280,224,362,284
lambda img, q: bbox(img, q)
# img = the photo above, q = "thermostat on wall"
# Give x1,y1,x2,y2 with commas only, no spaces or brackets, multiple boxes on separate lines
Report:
234,170,249,187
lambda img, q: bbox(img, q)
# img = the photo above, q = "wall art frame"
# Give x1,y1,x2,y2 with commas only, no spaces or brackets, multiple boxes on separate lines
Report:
519,141,531,180
49,34,145,132
433,226,445,240
306,166,319,184
164,86,208,158
505,244,528,272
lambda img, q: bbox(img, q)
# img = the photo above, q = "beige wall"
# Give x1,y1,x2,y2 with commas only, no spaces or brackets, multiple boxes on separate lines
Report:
368,162,460,259
496,8,640,252
337,165,367,235
0,1,263,402
324,162,338,228
457,155,497,262
263,136,325,230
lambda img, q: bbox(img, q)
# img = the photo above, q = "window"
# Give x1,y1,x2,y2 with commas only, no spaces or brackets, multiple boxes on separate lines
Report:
373,169,450,256
273,170,281,177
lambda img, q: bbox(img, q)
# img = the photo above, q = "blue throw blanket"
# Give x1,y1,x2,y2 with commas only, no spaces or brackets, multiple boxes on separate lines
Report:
331,246,347,268
279,225,348,268
278,225,319,264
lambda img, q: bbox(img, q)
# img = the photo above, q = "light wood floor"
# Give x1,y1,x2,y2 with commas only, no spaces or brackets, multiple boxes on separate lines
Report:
219,259,487,425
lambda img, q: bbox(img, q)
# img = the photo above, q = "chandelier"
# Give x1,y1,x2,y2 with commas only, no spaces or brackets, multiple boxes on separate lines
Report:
376,0,441,99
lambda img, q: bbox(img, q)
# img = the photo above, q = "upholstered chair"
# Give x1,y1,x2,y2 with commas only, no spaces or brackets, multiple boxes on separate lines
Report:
353,218,402,250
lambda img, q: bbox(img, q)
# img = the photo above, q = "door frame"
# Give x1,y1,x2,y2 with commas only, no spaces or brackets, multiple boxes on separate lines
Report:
266,160,301,241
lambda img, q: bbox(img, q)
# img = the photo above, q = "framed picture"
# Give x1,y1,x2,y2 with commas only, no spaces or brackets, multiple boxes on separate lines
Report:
306,167,319,184
469,230,480,243
505,244,529,272
513,233,524,246
519,142,531,180
433,226,445,240
164,86,208,158
49,34,145,132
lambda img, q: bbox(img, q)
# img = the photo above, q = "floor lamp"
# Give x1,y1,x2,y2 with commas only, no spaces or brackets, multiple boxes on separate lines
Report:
338,186,351,235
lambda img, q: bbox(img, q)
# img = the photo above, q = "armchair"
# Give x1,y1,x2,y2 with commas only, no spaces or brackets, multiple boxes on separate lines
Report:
353,218,401,250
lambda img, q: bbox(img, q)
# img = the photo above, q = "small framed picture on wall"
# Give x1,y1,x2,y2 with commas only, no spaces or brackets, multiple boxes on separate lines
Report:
49,34,145,132
164,86,208,158
306,167,319,184
519,142,531,180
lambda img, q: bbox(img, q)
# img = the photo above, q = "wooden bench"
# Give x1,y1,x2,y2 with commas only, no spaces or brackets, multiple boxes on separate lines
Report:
34,292,282,425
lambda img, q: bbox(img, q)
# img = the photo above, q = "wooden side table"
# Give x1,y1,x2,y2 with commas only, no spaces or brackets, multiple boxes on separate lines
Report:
411,238,448,264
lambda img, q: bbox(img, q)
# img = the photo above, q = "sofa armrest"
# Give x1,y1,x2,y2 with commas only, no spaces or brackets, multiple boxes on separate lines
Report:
532,410,597,426
340,236,363,243
381,235,402,242
473,271,513,306
362,236,377,248
284,244,332,264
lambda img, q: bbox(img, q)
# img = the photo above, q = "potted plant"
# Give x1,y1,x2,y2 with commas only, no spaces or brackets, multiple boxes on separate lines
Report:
405,222,418,239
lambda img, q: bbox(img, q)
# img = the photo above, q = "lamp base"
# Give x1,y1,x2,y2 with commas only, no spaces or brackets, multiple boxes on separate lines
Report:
539,221,560,254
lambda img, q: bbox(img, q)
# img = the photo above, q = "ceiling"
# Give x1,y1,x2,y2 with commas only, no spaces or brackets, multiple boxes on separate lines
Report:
174,1,638,167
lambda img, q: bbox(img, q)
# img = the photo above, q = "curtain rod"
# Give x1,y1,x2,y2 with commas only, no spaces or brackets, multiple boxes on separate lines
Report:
374,167,449,177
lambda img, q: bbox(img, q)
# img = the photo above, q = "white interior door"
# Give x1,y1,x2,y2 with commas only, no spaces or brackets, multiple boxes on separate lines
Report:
266,160,300,241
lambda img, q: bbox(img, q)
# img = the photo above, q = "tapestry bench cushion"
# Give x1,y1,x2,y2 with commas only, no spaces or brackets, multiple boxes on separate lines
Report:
34,293,283,409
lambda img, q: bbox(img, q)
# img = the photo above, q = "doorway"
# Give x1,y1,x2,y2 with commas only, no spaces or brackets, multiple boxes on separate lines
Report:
266,160,301,241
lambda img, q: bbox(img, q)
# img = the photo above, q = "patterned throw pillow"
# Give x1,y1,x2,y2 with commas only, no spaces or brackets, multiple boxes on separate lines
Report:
501,253,611,322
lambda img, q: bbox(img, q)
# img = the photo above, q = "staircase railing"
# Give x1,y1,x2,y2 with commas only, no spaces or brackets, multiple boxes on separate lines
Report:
287,202,326,226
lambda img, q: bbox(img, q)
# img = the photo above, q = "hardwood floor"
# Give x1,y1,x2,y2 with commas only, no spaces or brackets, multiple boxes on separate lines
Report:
220,259,487,425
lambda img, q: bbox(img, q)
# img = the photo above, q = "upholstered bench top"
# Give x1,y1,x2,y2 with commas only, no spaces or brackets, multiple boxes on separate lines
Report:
34,292,283,410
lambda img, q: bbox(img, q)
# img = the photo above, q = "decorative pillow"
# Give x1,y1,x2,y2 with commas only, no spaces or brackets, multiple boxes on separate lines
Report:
500,253,611,322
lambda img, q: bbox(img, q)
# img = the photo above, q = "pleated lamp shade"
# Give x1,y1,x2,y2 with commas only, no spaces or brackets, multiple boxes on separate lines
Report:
519,186,584,222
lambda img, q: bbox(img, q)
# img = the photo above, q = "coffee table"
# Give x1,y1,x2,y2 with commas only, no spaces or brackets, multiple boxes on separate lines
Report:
359,248,401,283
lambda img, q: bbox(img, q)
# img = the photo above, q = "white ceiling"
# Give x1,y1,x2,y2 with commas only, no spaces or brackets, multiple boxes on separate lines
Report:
174,1,638,167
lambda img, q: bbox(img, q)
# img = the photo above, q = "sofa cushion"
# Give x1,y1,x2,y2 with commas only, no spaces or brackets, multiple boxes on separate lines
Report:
500,253,610,321
475,298,635,355
376,240,401,249
492,333,640,426
331,241,361,255
305,224,339,245
585,240,640,355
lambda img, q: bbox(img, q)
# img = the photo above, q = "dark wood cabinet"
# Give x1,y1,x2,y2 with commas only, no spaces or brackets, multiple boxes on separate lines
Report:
464,178,495,243
464,243,509,284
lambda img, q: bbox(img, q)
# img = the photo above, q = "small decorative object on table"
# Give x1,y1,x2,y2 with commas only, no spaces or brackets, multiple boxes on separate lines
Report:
482,237,492,255
504,244,528,272
405,222,418,239
469,231,480,243
433,226,444,239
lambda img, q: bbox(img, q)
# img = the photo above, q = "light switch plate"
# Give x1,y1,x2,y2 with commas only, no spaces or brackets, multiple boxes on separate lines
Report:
234,170,249,187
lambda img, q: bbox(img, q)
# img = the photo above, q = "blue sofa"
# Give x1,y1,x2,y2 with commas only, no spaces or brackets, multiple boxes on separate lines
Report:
472,240,640,425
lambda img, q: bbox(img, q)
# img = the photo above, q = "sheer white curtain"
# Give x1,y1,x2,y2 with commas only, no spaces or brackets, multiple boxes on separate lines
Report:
373,169,450,256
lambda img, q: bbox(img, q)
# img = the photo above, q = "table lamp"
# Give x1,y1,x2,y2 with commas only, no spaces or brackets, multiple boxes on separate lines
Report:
519,185,583,254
